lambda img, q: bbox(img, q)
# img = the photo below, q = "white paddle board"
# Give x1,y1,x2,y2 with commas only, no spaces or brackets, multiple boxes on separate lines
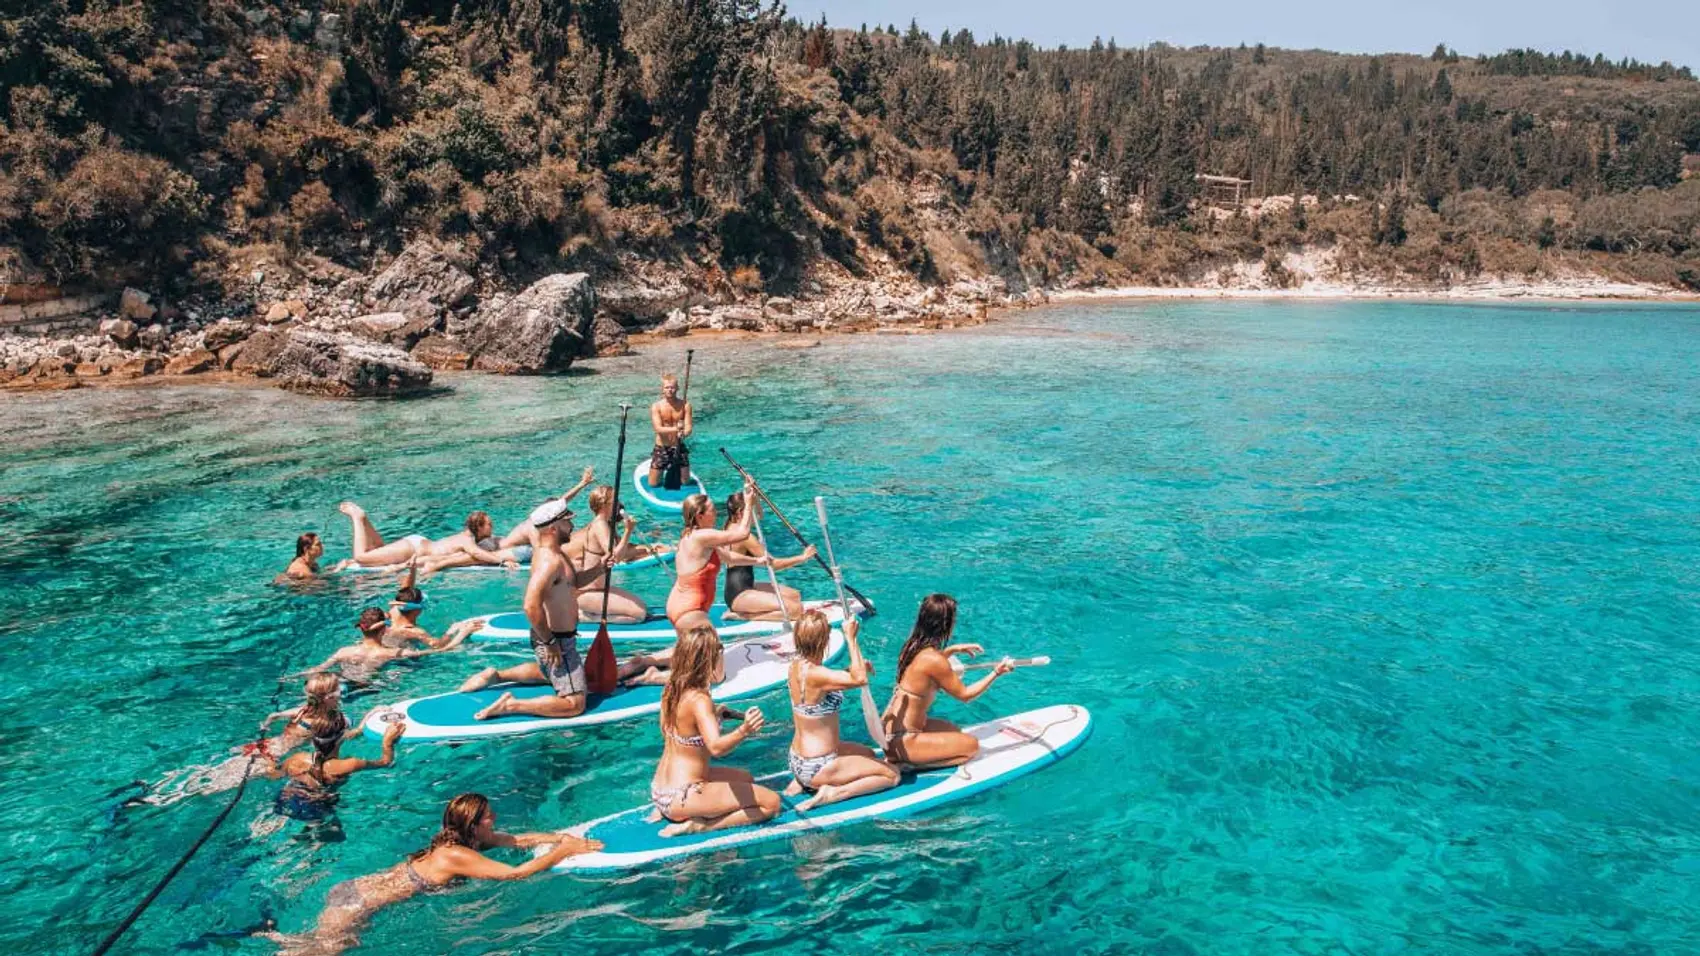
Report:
468,597,864,645
364,629,845,743
632,458,708,512
549,704,1092,871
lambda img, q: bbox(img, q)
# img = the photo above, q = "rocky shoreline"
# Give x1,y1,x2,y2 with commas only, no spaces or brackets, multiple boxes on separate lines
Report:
2,239,1691,396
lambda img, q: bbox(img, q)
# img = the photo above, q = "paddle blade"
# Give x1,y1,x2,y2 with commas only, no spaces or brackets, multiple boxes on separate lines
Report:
585,626,618,695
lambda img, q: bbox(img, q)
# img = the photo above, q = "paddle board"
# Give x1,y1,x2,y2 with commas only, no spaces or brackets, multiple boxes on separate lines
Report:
550,704,1092,871
468,597,865,644
363,629,845,742
632,458,708,512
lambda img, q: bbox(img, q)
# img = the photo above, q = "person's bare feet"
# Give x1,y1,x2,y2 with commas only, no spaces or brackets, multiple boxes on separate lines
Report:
338,501,364,518
474,691,515,721
659,818,710,838
783,780,804,797
796,784,838,812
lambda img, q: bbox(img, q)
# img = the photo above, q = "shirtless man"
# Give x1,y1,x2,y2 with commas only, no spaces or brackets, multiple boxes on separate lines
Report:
458,499,615,720
297,609,477,683
648,373,694,489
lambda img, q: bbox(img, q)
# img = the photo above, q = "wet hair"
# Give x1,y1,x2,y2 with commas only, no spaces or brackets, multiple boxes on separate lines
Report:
895,594,958,681
792,609,832,664
680,494,712,530
394,586,424,606
299,674,343,729
357,607,387,634
306,708,350,769
296,533,320,558
465,511,491,535
660,625,723,736
412,793,491,859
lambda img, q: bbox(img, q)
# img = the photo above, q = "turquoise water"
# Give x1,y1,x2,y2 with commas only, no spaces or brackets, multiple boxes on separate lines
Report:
3,300,1699,953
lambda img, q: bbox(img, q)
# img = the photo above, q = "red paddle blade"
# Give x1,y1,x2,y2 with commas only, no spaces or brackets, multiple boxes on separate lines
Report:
585,626,618,695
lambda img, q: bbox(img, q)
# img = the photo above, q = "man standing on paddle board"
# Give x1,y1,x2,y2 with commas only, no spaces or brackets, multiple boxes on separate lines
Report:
648,373,693,489
459,499,614,721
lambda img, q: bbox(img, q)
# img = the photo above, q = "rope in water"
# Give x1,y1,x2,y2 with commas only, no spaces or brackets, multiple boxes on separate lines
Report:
95,504,343,953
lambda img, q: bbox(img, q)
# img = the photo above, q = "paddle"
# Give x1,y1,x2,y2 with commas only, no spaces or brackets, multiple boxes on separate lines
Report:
951,655,1052,673
749,516,795,635
814,496,888,749
662,349,695,491
585,403,631,695
719,449,877,617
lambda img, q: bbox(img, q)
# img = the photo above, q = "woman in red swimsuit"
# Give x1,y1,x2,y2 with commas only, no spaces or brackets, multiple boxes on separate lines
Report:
664,483,764,629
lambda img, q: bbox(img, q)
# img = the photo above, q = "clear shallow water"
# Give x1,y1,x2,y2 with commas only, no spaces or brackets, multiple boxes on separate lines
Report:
3,300,1700,954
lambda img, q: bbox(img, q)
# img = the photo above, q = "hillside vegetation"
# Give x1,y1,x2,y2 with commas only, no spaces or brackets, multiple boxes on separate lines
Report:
3,0,1699,302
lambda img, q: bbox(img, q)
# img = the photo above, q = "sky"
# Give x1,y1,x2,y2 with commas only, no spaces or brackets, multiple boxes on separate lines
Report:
803,0,1699,71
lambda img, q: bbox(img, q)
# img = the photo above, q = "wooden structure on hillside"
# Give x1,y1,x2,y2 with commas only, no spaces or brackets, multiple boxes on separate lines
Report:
1196,174,1252,210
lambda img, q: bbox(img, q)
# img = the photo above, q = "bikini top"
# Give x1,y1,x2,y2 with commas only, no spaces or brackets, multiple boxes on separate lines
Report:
792,662,844,718
665,727,707,749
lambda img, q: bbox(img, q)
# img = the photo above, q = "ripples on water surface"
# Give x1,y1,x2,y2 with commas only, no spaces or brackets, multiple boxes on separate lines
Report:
2,300,1698,954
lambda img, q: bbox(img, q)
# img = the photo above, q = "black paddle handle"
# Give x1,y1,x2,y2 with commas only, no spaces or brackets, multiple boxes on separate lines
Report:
599,404,632,621
681,348,695,401
719,447,877,616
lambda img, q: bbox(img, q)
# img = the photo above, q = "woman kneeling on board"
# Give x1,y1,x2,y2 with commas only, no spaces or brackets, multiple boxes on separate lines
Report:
786,612,898,810
720,493,816,621
882,594,1016,768
650,625,780,836
263,793,600,954
572,485,649,624
665,485,765,629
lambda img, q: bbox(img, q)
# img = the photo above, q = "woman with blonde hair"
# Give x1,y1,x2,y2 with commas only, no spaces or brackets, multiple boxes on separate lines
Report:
571,484,651,624
664,483,767,629
649,625,780,837
135,674,355,806
785,612,898,810
264,793,599,954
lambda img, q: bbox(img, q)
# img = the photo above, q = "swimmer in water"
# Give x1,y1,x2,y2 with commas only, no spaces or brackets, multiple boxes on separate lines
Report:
260,793,601,955
296,608,476,683
333,503,516,570
277,532,325,582
274,716,404,822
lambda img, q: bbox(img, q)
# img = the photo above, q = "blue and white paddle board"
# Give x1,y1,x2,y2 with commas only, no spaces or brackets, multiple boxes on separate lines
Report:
364,630,845,743
549,704,1092,872
632,458,708,512
468,597,864,645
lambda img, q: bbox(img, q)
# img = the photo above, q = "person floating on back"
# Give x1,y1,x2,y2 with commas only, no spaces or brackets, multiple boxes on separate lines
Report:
649,372,693,490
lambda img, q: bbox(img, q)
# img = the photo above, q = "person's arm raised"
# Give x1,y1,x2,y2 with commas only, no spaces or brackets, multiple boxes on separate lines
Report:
324,722,402,775
688,487,758,549
558,465,596,502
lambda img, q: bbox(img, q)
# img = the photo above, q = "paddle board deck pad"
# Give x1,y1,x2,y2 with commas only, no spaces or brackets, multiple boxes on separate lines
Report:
632,458,708,512
549,704,1091,872
365,630,845,742
341,550,675,574
469,598,865,644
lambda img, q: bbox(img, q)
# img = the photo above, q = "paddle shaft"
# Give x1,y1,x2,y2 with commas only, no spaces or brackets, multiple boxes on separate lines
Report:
749,518,795,635
598,404,633,626
814,496,888,749
952,656,1051,673
681,349,694,401
719,449,876,615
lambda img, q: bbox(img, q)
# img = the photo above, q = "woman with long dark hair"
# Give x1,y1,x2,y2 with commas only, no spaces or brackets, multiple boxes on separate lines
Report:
265,793,600,954
881,594,1016,768
279,532,324,581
